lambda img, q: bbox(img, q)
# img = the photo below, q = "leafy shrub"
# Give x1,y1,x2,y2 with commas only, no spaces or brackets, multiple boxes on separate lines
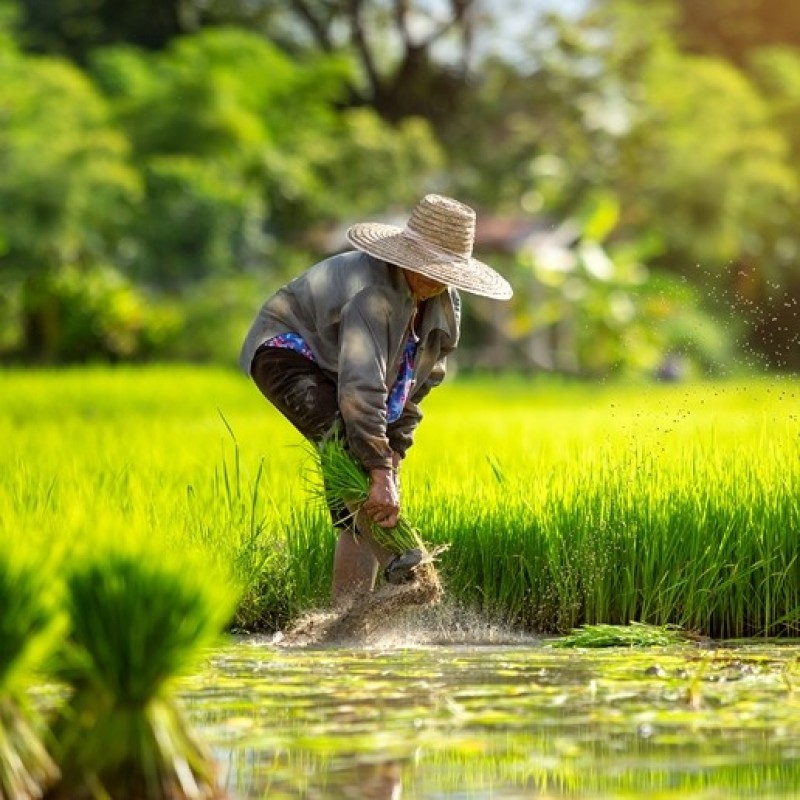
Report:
17,264,180,363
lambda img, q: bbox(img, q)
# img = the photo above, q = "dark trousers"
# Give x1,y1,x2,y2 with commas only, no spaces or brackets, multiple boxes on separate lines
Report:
250,346,349,527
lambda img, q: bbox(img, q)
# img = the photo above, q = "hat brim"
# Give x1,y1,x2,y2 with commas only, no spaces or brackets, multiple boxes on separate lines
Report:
346,222,513,300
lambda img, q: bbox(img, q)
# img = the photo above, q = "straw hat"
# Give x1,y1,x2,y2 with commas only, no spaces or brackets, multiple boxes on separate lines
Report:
346,194,513,300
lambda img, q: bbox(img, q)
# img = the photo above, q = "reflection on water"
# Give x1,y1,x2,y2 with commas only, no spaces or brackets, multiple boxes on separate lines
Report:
179,639,800,799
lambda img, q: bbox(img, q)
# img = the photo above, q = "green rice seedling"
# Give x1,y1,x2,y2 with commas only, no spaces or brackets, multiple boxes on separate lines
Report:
283,503,338,610
311,436,429,557
551,622,689,648
47,548,235,800
0,543,61,799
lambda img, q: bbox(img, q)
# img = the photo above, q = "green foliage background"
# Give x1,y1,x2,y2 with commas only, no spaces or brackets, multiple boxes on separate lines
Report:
1,0,799,373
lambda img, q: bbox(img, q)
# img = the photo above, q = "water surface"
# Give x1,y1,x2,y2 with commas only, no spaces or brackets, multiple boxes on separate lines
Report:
181,638,800,799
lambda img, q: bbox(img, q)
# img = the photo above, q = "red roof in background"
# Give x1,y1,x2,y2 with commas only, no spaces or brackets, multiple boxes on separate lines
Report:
474,215,559,253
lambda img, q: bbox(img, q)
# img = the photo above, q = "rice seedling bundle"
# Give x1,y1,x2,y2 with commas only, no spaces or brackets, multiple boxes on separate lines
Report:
551,622,689,648
313,436,428,557
47,549,235,800
306,436,445,618
0,544,61,799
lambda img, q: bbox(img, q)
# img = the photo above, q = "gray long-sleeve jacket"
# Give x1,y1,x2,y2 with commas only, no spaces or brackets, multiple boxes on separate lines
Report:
239,251,461,470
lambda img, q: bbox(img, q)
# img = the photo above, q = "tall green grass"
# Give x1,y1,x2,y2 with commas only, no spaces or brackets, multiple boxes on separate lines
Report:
1,366,798,637
0,542,61,798
418,412,800,637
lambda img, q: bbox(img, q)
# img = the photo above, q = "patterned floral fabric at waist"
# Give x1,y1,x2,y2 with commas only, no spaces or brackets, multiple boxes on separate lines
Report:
263,332,317,362
385,335,417,423
263,332,417,424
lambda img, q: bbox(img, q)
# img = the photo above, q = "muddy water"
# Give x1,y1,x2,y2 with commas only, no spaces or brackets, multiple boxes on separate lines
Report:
180,636,800,799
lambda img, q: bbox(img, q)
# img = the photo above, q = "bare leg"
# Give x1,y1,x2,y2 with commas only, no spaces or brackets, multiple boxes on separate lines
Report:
332,528,378,606
354,508,396,565
331,513,396,606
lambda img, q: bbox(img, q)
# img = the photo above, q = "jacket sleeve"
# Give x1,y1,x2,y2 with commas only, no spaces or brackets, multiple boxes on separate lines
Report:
337,288,395,471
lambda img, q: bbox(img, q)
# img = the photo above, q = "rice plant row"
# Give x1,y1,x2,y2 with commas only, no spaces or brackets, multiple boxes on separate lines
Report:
0,537,234,799
2,366,798,638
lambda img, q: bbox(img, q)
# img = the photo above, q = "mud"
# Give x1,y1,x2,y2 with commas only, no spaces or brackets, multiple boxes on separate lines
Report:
274,563,444,648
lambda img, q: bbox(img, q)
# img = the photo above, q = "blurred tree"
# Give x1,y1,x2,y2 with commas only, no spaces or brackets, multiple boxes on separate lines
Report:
89,27,442,286
750,48,800,160
730,47,800,368
518,194,735,377
623,7,800,368
314,108,443,216
88,29,325,286
450,0,798,369
5,0,798,369
189,0,479,127
630,45,795,278
0,32,142,360
19,264,181,362
671,0,800,64
1,15,443,363
15,0,187,61
0,43,139,269
444,2,680,212
16,0,480,130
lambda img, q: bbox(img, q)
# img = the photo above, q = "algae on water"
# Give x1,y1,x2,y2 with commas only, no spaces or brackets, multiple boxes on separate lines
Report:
552,622,690,649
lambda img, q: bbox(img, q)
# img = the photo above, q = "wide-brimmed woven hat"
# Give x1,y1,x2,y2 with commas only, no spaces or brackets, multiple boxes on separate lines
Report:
346,194,513,300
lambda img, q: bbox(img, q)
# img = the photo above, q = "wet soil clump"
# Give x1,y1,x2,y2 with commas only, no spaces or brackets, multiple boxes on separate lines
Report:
275,564,443,647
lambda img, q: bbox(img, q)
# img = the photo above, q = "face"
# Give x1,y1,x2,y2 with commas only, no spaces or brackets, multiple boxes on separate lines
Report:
403,269,448,301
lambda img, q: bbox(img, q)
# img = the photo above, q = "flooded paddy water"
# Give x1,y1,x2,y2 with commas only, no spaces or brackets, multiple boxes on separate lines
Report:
179,617,800,800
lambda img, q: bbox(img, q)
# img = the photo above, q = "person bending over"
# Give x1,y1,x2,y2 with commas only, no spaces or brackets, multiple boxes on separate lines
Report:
240,194,513,605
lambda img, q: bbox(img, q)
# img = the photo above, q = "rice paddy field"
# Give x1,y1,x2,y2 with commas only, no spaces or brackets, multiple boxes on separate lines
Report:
2,365,798,637
3,365,800,798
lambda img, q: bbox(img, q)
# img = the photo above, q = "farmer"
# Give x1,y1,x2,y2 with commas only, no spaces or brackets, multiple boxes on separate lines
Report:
240,194,513,604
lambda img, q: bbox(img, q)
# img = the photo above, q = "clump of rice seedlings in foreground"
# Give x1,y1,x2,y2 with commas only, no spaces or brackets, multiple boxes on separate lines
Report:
0,544,61,799
47,550,235,800
552,622,690,649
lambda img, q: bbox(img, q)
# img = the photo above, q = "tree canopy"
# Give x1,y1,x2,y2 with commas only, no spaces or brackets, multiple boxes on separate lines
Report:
2,0,799,370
